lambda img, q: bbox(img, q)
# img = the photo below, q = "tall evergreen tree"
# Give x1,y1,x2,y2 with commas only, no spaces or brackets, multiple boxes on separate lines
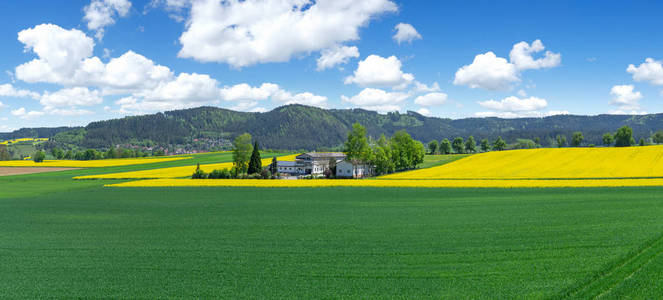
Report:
270,156,278,175
247,141,262,174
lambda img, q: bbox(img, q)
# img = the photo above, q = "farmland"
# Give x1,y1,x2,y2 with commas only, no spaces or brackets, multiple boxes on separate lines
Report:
383,145,663,180
2,171,663,298
2,150,663,298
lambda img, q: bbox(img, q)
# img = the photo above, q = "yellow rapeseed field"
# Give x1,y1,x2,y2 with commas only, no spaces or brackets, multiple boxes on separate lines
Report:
106,178,663,188
76,154,298,179
382,145,663,179
0,157,190,168
0,137,48,145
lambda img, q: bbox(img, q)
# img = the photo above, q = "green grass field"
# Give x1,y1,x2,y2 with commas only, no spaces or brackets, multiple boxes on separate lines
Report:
2,154,663,298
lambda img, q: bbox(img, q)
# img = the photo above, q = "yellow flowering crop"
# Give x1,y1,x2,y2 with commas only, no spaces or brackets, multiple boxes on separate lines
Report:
106,178,663,188
76,154,298,179
0,137,48,145
0,157,190,168
383,145,663,180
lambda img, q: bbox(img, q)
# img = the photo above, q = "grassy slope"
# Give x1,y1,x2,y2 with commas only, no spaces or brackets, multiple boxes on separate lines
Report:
3,172,663,297
419,154,471,169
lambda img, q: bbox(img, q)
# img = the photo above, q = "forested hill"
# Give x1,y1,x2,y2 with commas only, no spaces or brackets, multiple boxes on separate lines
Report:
4,104,663,150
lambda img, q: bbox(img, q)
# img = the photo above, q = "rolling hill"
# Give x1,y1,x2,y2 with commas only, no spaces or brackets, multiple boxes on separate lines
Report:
3,104,663,150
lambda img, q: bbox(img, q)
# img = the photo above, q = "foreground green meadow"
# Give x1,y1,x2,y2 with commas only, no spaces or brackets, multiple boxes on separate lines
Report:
2,162,663,298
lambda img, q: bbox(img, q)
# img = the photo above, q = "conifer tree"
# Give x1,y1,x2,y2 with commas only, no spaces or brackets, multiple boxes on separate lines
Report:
247,141,262,174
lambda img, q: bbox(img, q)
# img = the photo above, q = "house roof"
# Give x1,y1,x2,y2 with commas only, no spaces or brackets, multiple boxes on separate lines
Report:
297,152,346,159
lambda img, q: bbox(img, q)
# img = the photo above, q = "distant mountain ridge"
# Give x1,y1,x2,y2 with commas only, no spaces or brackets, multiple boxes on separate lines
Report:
3,104,663,150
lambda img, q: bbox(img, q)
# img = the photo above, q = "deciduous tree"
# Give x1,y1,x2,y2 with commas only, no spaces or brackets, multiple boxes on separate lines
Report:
493,137,506,151
343,123,371,178
571,132,584,147
480,139,490,152
440,139,452,154
452,137,465,154
602,133,614,146
465,136,476,153
232,133,253,174
428,140,438,154
614,126,635,147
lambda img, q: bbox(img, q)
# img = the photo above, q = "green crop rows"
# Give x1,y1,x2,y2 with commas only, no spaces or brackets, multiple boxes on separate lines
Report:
2,154,663,298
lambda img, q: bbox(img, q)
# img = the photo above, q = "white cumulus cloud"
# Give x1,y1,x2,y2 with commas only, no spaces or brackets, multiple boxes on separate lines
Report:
509,39,561,70
393,23,422,44
177,0,397,67
40,87,102,108
0,84,40,99
454,40,560,91
83,0,132,40
345,55,414,89
610,84,642,111
478,96,547,112
341,88,409,113
11,107,45,119
453,52,519,91
414,92,448,106
316,45,359,71
627,58,663,85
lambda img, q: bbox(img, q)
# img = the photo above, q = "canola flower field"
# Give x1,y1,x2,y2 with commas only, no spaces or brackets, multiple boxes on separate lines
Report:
382,145,663,180
0,137,48,145
75,154,298,179
0,156,191,168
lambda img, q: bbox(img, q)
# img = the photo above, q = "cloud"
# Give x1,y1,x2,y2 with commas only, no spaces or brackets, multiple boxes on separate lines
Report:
271,89,328,107
83,0,132,39
416,107,431,116
345,55,414,89
454,40,560,91
414,92,448,106
219,82,327,110
478,96,547,112
509,39,561,70
475,95,556,118
14,23,326,115
413,81,440,93
475,110,568,118
453,52,519,91
393,23,422,44
627,58,663,85
40,87,103,109
137,72,219,102
341,88,409,112
610,84,642,111
220,83,279,102
177,0,397,67
0,84,40,99
609,109,648,115
16,24,95,84
11,107,45,119
316,45,359,71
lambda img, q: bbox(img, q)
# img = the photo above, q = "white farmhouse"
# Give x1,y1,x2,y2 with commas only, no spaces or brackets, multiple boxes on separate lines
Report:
336,160,373,178
277,152,346,175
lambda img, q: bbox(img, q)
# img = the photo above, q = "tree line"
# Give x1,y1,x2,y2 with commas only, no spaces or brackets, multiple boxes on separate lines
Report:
192,133,278,179
427,136,507,154
343,123,426,176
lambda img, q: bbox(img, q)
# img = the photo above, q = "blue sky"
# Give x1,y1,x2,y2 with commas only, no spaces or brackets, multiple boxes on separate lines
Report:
1,0,663,132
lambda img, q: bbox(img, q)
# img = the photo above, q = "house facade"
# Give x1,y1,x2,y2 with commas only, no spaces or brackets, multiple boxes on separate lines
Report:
277,152,346,175
335,160,373,178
